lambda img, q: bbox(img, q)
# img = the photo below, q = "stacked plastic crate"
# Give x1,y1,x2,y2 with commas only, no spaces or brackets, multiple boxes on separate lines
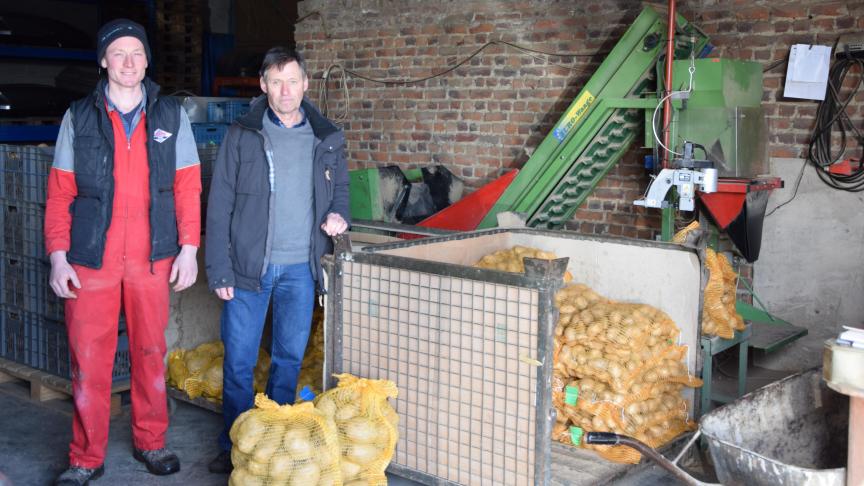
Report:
0,144,130,381
192,100,250,219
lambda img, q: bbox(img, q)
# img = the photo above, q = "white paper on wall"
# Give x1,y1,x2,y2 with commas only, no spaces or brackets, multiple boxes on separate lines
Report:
784,44,832,100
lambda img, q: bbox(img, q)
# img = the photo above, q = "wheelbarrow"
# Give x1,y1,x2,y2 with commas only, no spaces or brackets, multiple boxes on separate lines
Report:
585,368,848,485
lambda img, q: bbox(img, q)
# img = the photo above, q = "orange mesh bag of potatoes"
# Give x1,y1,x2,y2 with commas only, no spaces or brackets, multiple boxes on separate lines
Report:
229,393,342,486
315,373,399,486
474,245,573,282
702,249,746,339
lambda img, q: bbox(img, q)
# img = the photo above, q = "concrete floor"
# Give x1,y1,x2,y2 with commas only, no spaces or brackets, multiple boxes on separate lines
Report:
0,359,796,486
0,380,420,486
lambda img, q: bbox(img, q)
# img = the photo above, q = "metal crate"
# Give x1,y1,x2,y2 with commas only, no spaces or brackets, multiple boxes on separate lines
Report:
2,202,46,259
323,228,703,485
0,145,53,204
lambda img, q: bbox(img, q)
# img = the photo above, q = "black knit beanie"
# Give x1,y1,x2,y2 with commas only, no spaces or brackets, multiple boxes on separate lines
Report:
96,19,151,64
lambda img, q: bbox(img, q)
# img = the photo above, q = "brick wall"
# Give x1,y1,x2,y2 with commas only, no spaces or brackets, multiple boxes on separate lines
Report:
296,0,864,240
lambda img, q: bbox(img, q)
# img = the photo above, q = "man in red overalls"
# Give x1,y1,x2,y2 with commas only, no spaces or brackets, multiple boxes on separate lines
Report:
44,19,201,485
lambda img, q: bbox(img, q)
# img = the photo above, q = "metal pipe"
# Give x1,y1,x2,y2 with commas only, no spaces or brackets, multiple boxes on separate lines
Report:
662,0,677,169
585,432,718,486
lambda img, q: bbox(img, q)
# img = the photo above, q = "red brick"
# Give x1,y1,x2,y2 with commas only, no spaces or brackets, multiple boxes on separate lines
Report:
771,5,807,19
811,2,845,16
736,6,770,21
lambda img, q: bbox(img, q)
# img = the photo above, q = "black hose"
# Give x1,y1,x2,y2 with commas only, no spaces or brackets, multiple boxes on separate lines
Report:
806,54,864,192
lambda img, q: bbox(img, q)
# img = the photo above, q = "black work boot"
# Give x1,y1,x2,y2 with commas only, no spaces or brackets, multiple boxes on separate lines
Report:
207,450,233,474
55,465,104,485
133,448,180,475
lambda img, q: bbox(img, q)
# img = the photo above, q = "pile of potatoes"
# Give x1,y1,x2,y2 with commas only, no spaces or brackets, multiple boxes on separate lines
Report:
474,245,573,282
473,247,701,464
229,395,341,486
166,341,271,402
315,374,399,486
552,283,702,463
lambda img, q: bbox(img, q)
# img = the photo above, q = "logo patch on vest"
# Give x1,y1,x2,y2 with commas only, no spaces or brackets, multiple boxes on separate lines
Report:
153,129,173,143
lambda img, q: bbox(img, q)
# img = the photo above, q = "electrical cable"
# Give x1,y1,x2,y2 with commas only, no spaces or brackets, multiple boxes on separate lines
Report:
651,57,696,158
330,40,598,86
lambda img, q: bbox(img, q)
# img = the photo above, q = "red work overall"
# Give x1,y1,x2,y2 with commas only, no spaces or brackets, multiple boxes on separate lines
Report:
61,110,171,468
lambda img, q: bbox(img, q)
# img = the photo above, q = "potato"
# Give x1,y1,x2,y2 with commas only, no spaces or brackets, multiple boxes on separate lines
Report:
336,403,360,421
317,472,339,486
252,431,282,463
341,459,363,480
246,458,268,476
344,417,379,444
236,416,267,454
268,453,293,480
288,461,321,486
283,433,313,460
315,395,338,417
347,443,381,464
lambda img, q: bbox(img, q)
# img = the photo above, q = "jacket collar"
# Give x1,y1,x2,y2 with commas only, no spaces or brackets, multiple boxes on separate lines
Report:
238,95,339,140
92,76,162,112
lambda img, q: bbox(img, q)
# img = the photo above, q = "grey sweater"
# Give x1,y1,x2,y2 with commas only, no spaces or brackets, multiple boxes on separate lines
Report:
263,113,315,265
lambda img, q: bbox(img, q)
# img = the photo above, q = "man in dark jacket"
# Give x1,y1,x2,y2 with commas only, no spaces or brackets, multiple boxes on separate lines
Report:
205,47,350,473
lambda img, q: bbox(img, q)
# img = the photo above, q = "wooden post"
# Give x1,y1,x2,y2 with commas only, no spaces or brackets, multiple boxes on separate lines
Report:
851,396,863,486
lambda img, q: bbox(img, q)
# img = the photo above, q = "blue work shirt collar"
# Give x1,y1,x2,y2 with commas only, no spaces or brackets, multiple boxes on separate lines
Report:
267,106,306,129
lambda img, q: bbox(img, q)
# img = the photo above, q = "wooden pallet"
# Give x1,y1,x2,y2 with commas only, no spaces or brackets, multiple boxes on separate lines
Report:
0,357,129,416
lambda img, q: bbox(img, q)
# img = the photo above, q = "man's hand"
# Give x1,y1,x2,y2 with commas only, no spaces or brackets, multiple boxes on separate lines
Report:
215,287,234,301
49,251,81,299
170,245,198,292
320,212,348,236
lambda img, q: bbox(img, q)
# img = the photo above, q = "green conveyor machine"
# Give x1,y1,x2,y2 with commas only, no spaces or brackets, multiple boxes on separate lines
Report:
477,6,710,229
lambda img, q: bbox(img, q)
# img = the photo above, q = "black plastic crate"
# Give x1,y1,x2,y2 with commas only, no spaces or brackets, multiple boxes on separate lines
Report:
2,202,46,259
0,145,53,204
0,253,63,320
0,306,40,367
1,253,42,312
39,318,131,382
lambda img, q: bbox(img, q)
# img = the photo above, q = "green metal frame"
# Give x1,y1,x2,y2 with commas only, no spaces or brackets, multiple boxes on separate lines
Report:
477,6,709,229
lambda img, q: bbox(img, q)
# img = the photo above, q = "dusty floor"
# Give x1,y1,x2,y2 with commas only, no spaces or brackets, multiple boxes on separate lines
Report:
0,360,795,486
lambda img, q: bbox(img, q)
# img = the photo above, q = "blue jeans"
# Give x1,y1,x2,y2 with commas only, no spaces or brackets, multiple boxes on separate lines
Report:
218,262,315,451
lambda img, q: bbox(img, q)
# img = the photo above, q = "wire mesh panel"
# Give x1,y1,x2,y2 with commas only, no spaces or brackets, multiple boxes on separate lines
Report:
326,244,562,486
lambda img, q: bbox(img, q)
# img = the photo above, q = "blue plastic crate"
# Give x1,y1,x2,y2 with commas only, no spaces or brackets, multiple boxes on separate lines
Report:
38,318,130,382
191,123,229,146
207,100,250,124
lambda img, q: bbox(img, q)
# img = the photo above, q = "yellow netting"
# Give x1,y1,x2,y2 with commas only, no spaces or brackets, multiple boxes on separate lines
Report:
473,245,573,282
672,222,746,338
546,282,702,463
229,394,342,485
314,373,399,486
702,248,746,339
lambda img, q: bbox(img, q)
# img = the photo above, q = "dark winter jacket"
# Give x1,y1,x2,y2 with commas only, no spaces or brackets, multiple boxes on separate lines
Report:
68,77,181,268
204,95,350,293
